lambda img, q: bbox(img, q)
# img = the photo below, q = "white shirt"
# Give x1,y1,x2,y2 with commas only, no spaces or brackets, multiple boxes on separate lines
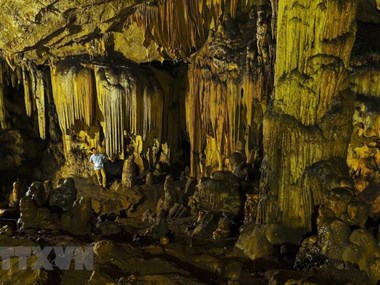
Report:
89,153,106,170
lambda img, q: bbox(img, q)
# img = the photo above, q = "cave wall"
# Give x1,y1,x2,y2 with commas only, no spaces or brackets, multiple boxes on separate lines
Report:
259,0,358,232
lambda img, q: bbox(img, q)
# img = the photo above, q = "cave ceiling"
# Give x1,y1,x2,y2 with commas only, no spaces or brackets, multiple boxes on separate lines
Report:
0,0,377,66
0,0,255,65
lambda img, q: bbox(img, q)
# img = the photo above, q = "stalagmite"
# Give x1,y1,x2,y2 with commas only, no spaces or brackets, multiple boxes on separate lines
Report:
122,155,136,188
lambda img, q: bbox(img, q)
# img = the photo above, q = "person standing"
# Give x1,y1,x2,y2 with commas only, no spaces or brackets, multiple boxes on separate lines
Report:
89,147,107,189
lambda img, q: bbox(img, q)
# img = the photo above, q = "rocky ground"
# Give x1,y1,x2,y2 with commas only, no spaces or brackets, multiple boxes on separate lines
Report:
0,174,377,285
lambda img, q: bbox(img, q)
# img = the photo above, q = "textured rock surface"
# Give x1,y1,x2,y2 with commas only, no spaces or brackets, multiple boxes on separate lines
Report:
61,196,93,235
259,0,357,233
18,196,60,230
196,172,243,215
49,178,77,212
1,2,380,284
0,0,252,64
347,57,380,192
186,1,274,176
0,0,158,64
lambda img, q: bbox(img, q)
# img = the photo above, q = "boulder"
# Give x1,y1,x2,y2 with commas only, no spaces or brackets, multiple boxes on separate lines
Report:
49,178,77,212
196,171,243,216
25,182,46,207
18,196,60,230
61,197,93,235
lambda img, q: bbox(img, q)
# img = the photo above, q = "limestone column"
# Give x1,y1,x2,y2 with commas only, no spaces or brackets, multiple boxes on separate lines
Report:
259,0,358,232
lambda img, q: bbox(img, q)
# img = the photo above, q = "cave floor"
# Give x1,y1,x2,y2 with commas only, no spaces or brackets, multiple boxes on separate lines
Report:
0,177,374,285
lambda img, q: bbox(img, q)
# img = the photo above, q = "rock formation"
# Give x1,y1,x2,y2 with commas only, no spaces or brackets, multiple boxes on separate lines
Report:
0,0,380,283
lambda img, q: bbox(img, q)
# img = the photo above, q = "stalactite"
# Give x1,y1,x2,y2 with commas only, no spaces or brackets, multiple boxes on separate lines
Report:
8,61,46,139
50,63,96,132
127,0,245,60
0,60,25,130
127,69,163,157
73,68,95,126
29,67,46,140
49,62,98,159
51,65,75,132
22,66,32,117
0,59,47,139
95,67,163,158
95,68,126,156
186,7,271,177
188,11,253,176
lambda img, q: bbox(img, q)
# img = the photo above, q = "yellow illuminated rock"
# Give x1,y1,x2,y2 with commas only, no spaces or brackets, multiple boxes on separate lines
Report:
0,0,380,283
260,0,357,232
